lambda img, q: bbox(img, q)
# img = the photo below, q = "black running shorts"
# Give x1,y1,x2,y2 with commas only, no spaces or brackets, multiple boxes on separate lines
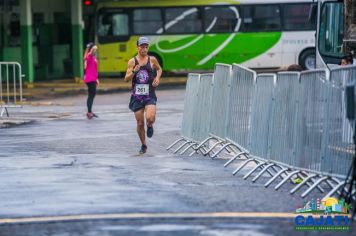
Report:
129,96,157,112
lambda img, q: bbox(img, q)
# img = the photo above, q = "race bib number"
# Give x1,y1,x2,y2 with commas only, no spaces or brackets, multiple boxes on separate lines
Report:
135,84,149,95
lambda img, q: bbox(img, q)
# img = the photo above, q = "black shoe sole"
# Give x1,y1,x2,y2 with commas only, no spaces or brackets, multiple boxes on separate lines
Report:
147,127,154,138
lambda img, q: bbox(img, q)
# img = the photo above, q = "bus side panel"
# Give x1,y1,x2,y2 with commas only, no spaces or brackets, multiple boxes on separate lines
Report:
281,31,315,66
235,32,282,68
149,33,282,70
98,38,138,74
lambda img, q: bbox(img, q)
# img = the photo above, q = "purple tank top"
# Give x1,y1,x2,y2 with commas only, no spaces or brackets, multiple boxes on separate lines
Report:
131,56,156,101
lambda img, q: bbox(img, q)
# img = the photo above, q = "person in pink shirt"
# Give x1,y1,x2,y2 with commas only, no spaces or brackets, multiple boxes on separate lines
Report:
84,42,99,119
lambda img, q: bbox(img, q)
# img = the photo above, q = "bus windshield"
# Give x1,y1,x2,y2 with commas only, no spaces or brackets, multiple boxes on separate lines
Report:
318,1,344,58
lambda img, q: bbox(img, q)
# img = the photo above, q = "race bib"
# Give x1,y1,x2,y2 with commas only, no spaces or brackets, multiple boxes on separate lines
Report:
135,84,149,95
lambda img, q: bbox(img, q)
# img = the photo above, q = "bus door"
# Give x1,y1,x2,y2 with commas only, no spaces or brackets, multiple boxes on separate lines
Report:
97,8,130,73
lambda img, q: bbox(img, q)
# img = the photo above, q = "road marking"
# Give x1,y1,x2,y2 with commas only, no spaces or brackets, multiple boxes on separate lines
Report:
0,212,298,224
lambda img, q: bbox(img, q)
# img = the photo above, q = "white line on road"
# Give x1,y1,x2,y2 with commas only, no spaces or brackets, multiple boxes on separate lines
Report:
0,212,299,224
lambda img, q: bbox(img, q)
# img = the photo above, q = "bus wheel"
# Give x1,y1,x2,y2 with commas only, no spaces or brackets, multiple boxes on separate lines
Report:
299,49,316,70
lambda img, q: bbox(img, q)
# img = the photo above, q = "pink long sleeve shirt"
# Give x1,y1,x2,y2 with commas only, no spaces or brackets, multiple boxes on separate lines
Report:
84,54,98,83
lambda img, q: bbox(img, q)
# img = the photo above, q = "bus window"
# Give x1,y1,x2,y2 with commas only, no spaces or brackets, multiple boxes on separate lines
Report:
204,6,240,33
243,5,281,32
164,7,202,34
133,8,163,35
283,3,316,31
98,12,128,37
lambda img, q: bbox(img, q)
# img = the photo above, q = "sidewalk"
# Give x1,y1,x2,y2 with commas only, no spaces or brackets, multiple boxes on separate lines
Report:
21,76,187,101
0,76,187,127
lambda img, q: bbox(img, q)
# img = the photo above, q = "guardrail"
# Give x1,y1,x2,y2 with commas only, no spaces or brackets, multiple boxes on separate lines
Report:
0,62,24,117
168,64,356,201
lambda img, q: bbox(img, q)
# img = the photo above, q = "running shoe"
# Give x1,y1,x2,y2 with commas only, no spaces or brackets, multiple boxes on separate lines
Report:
147,126,154,138
86,112,93,119
139,144,147,154
92,113,99,118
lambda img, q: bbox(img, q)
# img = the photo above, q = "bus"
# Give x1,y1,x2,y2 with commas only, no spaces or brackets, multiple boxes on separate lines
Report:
94,0,317,75
316,0,356,68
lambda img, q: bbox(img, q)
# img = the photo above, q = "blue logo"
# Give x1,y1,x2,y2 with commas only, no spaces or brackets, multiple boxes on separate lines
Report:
294,197,351,231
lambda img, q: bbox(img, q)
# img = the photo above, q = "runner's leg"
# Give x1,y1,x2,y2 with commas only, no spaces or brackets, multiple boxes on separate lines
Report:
145,105,156,138
134,108,146,145
87,82,96,113
145,105,156,127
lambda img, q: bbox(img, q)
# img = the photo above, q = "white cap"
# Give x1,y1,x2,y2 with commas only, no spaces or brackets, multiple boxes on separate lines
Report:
137,37,149,46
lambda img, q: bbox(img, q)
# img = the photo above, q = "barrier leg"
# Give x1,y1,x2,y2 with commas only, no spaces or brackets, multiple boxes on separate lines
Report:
243,162,266,180
270,166,288,179
173,141,191,154
201,140,224,156
322,181,344,199
211,143,232,159
274,170,300,190
167,138,186,150
301,176,329,198
225,145,237,154
264,168,289,188
179,142,197,155
189,144,208,156
224,151,248,167
193,137,216,151
252,163,277,182
232,159,259,176
290,174,318,194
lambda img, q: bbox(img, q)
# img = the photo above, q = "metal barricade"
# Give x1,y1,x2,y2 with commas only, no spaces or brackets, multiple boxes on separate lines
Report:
269,72,300,167
295,70,329,173
178,74,215,155
287,69,331,197
261,72,319,192
0,62,23,117
323,66,355,178
209,63,232,139
245,72,301,186
223,64,256,166
249,73,276,158
193,64,233,157
166,73,200,152
317,66,356,199
231,74,277,178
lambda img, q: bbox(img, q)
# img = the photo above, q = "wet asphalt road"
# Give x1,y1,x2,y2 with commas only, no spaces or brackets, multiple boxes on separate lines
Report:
0,89,355,235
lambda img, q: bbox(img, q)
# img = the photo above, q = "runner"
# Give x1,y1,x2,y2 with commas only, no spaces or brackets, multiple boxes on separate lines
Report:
124,37,162,154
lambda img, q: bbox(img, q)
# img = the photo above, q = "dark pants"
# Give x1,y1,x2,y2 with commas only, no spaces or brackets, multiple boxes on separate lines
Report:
86,82,97,113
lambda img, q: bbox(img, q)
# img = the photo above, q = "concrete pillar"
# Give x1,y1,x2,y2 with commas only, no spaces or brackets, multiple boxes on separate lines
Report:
71,0,83,81
20,0,34,84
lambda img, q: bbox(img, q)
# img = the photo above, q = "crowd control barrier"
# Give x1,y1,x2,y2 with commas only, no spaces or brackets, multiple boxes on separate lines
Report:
0,62,23,117
167,64,356,201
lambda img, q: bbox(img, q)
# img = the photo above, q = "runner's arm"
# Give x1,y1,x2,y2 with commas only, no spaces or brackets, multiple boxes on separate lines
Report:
124,59,136,82
151,57,162,87
152,57,162,80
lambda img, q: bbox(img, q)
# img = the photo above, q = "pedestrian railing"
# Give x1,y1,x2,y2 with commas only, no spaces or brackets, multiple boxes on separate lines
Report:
0,62,24,117
168,63,356,201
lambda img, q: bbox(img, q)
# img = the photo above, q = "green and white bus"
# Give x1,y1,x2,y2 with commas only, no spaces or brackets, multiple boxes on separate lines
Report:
95,0,317,74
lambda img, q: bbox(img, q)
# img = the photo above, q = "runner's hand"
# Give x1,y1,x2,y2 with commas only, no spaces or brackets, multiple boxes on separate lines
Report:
133,65,140,73
96,80,100,87
152,77,160,87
